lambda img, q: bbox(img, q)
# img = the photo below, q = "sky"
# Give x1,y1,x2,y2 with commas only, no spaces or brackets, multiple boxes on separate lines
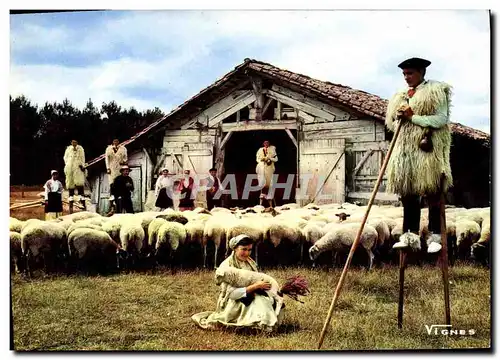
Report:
9,9,491,133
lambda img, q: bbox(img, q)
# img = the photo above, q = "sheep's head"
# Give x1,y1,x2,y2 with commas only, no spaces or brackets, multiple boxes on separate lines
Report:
335,213,350,222
309,245,320,261
471,242,488,262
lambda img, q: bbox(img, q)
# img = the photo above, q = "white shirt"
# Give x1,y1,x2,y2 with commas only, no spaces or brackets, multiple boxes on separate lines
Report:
43,179,63,200
155,175,172,197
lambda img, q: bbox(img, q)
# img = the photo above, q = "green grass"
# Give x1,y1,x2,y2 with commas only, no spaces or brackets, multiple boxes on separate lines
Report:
11,265,491,351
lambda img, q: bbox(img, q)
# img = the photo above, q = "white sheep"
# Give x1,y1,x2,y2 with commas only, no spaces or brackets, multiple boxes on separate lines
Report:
10,231,24,273
309,222,379,270
471,217,490,266
67,222,102,236
155,221,187,267
9,217,24,233
455,219,481,260
20,221,68,276
265,220,303,265
68,228,123,274
214,266,283,317
119,220,146,267
203,215,232,268
147,218,168,251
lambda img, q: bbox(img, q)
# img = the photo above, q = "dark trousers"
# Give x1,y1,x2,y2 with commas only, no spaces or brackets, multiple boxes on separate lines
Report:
402,192,441,234
116,196,134,214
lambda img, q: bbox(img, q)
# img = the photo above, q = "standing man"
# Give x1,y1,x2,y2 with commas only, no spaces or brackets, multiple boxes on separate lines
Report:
206,167,221,210
387,58,453,254
43,170,64,220
256,140,278,207
112,165,135,214
63,139,86,213
178,169,195,211
105,138,128,213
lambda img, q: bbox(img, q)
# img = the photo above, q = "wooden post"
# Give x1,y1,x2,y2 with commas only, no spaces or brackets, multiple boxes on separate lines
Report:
439,174,451,326
397,250,407,329
317,120,403,350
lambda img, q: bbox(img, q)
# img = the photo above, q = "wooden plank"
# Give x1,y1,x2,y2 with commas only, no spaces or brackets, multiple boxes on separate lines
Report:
285,128,298,148
303,119,375,132
347,141,389,152
181,90,252,129
311,151,345,203
302,148,343,155
353,149,375,175
271,84,351,120
236,110,240,123
355,175,387,180
208,93,256,127
163,135,215,144
187,155,197,174
153,152,168,174
277,101,282,120
251,76,264,121
161,149,212,156
262,97,273,117
220,131,233,150
303,132,375,143
267,89,336,122
298,110,315,123
165,129,217,136
348,192,399,202
221,120,297,132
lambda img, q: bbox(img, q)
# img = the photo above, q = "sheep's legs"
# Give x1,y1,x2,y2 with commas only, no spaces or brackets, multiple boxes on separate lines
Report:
214,246,218,269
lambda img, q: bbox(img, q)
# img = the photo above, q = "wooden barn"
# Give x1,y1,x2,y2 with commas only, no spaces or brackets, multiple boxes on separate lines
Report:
86,58,491,213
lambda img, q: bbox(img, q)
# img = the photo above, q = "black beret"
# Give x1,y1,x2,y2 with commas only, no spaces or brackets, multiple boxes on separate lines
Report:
398,57,431,69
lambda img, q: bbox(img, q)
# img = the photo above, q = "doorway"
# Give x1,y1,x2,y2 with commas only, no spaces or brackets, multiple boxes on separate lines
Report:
223,130,297,208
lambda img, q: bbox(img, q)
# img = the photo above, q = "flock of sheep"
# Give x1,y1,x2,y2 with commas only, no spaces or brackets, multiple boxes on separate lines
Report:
9,202,491,277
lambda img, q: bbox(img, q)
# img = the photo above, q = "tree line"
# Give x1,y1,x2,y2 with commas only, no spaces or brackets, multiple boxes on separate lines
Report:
10,95,165,186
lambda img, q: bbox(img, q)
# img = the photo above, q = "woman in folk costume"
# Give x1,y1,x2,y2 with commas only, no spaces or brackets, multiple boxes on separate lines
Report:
191,235,286,332
155,168,174,210
386,58,453,254
177,169,195,211
256,140,278,206
63,139,87,212
43,170,64,220
105,139,128,213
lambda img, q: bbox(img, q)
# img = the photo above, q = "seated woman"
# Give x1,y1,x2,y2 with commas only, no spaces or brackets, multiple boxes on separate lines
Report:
191,234,285,332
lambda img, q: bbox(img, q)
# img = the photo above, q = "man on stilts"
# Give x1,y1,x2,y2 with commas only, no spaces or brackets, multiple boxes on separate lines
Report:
386,57,453,254
256,140,278,208
64,139,87,213
105,138,128,214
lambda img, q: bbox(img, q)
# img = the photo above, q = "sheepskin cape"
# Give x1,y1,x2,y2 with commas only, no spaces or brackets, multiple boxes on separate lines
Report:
64,145,86,188
105,145,128,184
256,145,278,188
385,80,453,196
191,253,283,332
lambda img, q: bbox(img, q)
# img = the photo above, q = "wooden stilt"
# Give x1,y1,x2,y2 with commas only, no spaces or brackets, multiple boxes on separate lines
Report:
439,174,451,325
397,249,408,329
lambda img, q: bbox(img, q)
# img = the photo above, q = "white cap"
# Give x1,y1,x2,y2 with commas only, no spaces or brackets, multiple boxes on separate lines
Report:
51,170,58,175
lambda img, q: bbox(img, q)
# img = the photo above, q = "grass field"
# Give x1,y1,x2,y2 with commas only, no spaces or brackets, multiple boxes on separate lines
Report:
11,265,491,351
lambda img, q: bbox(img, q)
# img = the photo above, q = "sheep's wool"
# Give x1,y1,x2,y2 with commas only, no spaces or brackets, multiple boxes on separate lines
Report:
385,80,453,196
64,145,86,188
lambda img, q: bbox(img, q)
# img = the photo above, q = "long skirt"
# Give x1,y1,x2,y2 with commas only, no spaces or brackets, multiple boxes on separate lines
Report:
192,294,285,333
155,188,174,209
45,192,63,220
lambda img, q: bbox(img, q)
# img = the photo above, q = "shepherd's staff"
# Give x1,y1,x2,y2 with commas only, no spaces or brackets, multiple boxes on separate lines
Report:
317,119,403,350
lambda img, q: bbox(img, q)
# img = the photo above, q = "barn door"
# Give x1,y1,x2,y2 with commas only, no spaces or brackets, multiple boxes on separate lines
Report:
129,166,142,212
298,138,345,205
181,142,214,208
